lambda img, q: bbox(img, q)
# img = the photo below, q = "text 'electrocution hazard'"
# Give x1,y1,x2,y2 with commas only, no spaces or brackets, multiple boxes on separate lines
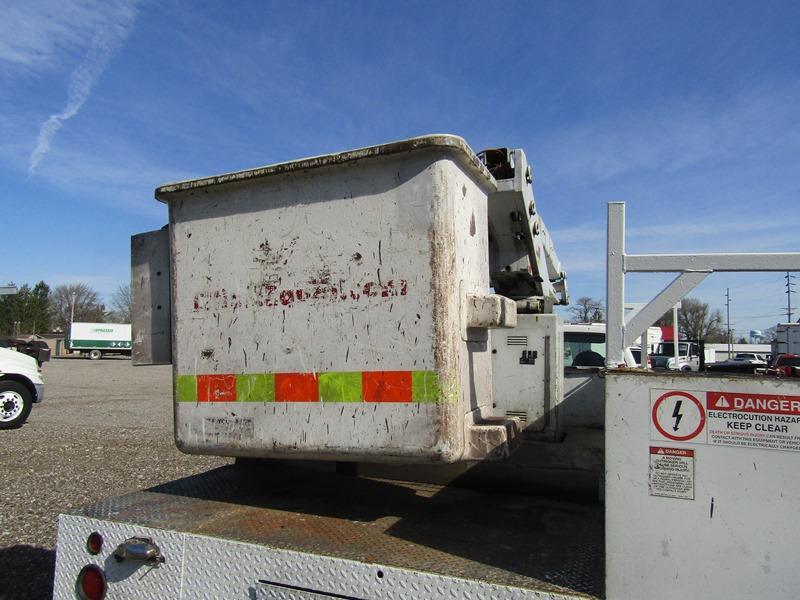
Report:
650,389,800,453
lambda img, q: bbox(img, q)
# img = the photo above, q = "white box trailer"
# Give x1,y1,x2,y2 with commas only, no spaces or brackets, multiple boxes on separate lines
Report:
66,322,131,360
772,323,800,356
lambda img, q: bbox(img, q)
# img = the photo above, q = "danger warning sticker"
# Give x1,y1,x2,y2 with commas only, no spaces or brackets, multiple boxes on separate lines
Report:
649,446,694,500
706,392,800,452
650,389,800,453
651,390,706,442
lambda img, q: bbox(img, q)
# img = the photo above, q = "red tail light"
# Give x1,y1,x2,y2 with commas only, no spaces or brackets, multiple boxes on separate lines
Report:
76,564,106,600
86,532,103,555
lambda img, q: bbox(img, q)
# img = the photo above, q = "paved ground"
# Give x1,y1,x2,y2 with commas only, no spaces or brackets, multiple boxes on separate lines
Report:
0,357,230,600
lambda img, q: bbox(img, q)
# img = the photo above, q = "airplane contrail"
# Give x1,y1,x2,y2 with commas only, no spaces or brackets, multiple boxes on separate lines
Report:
29,2,139,173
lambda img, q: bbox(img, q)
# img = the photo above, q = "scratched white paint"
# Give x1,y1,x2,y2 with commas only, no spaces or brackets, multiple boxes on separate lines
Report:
162,138,501,462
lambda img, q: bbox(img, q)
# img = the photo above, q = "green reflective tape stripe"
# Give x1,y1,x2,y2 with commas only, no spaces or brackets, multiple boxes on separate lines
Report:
318,372,362,402
236,373,275,402
176,370,441,403
176,375,197,402
412,370,440,403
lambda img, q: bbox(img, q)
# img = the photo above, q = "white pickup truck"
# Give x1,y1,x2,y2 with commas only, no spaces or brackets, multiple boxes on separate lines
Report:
649,341,703,371
0,346,44,429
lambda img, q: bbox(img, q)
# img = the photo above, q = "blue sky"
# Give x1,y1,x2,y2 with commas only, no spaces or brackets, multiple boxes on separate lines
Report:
2,0,799,337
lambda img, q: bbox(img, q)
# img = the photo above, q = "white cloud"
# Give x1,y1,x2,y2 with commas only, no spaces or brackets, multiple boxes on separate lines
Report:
34,143,193,218
16,0,140,172
0,1,105,71
537,84,800,186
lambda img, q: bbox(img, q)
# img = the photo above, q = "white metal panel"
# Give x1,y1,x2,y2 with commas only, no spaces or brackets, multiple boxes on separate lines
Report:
174,402,442,460
131,228,172,365
625,252,800,272
181,531,576,600
605,203,625,366
773,323,800,355
491,314,563,440
169,154,440,376
70,323,132,342
446,156,497,440
54,513,588,600
605,371,800,600
53,515,185,600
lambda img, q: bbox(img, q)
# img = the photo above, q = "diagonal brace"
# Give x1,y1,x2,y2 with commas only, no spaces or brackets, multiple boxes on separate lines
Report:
623,271,710,348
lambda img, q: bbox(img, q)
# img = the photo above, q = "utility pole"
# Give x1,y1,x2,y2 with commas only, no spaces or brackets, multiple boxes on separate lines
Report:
725,288,732,357
70,291,77,327
785,272,796,322
672,304,679,367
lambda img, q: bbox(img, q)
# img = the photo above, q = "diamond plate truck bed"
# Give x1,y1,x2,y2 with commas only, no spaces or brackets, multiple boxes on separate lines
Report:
54,462,602,599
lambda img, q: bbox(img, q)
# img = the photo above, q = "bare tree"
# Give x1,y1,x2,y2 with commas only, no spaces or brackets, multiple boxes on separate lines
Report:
568,296,604,323
678,298,725,341
762,326,778,343
110,284,132,323
655,311,673,327
51,283,106,331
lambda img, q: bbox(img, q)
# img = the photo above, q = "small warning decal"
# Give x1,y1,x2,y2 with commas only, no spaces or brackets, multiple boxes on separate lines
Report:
651,390,706,442
203,416,255,441
706,392,800,452
649,446,694,500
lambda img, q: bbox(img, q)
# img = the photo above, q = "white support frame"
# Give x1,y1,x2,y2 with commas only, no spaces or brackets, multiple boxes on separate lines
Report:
606,202,800,366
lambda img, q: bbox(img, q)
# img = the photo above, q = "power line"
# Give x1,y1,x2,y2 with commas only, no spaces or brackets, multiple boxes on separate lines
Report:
732,313,785,320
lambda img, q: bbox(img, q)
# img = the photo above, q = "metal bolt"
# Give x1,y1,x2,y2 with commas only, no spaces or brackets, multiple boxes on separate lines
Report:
529,202,536,216
531,221,540,235
525,165,532,184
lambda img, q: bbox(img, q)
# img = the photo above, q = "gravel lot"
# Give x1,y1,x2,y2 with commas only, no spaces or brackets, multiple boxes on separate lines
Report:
0,357,230,600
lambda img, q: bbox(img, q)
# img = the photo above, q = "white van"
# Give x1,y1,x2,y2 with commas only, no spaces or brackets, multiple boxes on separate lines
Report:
0,346,44,429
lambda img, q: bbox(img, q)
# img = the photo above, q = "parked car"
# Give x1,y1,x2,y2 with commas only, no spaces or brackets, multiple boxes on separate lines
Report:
765,354,800,378
629,347,652,368
0,346,44,429
732,352,768,364
705,352,771,374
